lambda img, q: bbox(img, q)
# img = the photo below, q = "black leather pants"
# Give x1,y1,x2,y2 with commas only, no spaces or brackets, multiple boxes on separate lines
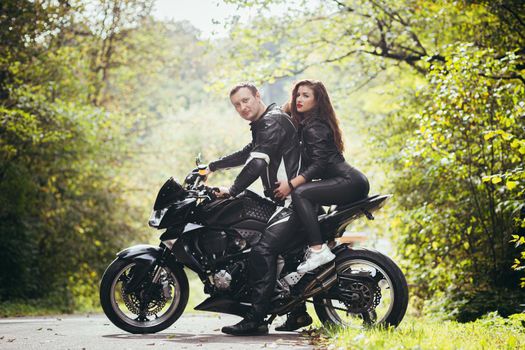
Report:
248,207,303,318
291,167,370,246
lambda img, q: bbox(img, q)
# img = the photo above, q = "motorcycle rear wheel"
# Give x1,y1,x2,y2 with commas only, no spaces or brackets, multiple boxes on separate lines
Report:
313,247,408,328
100,258,189,334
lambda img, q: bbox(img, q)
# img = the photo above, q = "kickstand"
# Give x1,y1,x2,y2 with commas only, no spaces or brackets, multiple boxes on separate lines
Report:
266,314,277,325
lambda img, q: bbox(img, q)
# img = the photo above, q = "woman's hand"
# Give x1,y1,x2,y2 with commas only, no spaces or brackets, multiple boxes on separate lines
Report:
273,181,292,200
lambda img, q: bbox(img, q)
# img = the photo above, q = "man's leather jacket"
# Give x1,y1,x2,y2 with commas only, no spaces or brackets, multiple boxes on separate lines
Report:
209,104,300,200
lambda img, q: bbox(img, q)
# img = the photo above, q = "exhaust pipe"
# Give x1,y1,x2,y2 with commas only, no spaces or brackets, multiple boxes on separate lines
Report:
270,262,338,315
301,262,337,298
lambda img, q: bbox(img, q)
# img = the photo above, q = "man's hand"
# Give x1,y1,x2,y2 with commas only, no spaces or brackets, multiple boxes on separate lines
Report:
273,181,291,200
214,186,231,198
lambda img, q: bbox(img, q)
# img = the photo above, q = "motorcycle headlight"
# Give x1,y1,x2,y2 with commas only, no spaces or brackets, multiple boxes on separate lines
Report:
148,208,169,228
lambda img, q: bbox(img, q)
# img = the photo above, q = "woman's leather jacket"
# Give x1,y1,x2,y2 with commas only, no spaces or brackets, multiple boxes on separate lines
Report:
299,116,352,181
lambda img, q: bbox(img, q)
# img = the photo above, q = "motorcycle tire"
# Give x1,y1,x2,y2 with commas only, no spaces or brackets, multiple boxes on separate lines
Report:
100,258,189,334
313,247,408,328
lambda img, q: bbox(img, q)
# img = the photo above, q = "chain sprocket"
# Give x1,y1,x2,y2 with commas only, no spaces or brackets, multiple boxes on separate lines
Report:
339,276,382,314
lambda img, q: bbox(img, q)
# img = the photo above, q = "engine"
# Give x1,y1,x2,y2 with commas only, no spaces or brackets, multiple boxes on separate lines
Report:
211,262,244,291
212,270,232,290
195,229,253,293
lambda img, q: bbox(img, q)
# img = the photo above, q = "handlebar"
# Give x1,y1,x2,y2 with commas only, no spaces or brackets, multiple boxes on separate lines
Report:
183,163,230,202
186,185,229,202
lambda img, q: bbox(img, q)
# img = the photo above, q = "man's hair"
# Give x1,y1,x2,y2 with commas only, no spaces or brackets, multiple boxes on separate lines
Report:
229,82,258,97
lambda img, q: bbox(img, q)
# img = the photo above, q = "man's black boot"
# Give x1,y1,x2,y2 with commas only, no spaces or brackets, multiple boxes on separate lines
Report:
221,315,268,336
275,311,312,331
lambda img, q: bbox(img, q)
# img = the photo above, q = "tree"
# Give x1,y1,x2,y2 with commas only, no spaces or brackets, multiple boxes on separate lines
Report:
0,0,217,311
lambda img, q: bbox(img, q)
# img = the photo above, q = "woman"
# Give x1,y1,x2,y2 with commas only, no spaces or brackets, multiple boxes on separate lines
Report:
275,79,370,273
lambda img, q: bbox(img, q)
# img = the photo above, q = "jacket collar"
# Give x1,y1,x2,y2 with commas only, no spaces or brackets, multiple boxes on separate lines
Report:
299,110,322,126
250,103,276,128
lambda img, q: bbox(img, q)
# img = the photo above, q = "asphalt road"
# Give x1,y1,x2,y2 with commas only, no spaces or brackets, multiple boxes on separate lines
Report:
0,313,315,350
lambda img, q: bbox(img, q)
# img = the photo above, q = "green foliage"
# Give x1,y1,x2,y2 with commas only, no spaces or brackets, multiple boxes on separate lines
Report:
312,313,525,350
0,48,143,306
424,288,525,323
391,44,525,313
0,0,220,312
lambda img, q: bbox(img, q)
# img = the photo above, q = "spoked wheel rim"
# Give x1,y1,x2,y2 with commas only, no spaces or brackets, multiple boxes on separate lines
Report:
319,259,395,328
109,263,182,328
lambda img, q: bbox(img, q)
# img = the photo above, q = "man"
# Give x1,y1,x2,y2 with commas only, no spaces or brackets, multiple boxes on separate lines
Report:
207,83,311,336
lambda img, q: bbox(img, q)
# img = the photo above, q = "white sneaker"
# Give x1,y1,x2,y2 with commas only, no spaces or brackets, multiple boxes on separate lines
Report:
297,244,336,273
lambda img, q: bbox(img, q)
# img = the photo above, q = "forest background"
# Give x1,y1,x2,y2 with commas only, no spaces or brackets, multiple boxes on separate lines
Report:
1,0,524,335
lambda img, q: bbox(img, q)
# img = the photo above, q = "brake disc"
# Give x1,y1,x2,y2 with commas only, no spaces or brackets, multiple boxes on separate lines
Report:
120,272,173,317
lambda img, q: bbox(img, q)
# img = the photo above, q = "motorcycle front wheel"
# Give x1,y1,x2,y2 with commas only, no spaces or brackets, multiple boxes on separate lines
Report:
100,258,189,334
313,247,408,329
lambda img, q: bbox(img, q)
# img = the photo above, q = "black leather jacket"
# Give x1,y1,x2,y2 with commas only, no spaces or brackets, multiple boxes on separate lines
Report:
299,116,353,181
209,104,300,199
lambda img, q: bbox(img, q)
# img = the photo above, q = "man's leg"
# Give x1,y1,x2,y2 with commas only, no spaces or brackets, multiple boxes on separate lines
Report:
222,208,298,335
253,208,312,332
250,210,299,316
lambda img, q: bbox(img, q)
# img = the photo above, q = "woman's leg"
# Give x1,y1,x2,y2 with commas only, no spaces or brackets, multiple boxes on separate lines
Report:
292,175,369,247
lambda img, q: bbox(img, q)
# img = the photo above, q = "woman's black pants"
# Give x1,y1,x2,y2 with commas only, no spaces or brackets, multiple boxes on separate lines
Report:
291,170,370,246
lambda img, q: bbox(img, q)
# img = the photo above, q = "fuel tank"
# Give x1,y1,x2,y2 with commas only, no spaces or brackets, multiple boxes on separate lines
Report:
199,190,276,232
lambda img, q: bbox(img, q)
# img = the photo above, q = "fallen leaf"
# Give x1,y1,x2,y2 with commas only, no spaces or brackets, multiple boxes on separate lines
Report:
7,339,15,343
147,343,155,346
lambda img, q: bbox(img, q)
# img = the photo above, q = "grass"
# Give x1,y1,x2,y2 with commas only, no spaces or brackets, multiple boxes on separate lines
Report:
307,312,525,350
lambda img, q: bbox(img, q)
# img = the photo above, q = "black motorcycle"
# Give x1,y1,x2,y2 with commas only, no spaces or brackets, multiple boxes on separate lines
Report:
99,163,409,334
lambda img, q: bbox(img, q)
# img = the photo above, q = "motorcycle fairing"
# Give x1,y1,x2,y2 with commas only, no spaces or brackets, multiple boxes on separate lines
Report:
153,177,187,210
194,296,252,318
171,229,207,275
157,198,196,229
159,222,203,241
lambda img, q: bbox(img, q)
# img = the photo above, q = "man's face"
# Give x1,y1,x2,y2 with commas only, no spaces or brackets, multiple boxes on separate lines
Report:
230,87,261,122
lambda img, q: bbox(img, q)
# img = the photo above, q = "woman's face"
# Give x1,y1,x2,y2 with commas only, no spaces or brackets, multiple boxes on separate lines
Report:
295,85,316,113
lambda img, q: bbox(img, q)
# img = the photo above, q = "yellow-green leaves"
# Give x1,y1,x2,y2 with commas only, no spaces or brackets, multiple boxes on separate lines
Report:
492,176,503,184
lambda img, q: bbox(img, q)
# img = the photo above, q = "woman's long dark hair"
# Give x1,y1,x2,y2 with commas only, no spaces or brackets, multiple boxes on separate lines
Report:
290,79,345,152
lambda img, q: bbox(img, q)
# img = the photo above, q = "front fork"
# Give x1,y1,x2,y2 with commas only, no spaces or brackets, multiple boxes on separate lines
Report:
134,247,172,316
